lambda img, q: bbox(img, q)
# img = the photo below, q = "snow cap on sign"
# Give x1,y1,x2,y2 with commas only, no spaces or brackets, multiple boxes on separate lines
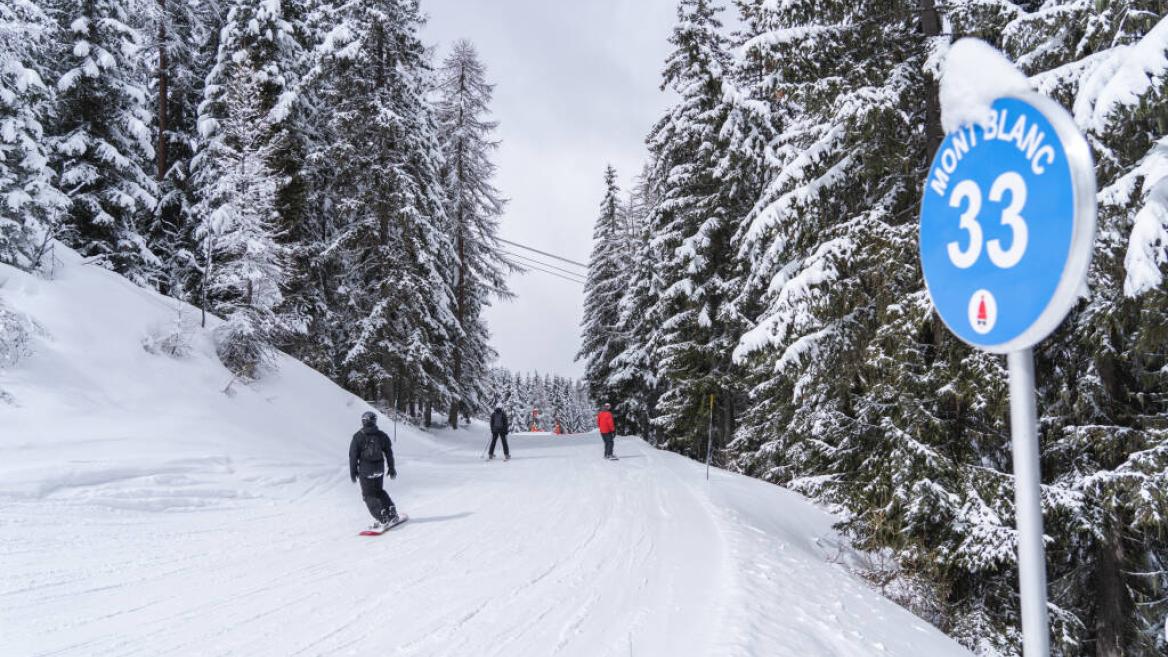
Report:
939,38,1031,133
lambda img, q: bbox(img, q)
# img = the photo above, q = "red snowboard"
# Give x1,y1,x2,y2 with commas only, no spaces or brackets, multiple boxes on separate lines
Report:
359,514,409,536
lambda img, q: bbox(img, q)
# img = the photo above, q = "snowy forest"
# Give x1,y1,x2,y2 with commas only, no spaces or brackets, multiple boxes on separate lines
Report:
577,1,1168,656
486,368,594,433
0,0,513,428
6,0,1168,653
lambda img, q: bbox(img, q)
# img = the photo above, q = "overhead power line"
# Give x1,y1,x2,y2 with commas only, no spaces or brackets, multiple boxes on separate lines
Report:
520,262,585,286
496,237,588,269
503,250,588,281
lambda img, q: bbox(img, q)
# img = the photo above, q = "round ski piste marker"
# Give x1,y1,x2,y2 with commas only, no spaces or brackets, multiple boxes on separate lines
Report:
918,93,1095,352
968,289,997,334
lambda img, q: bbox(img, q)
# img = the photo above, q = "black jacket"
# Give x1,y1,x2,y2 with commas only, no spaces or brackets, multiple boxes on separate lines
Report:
490,409,509,433
349,426,395,479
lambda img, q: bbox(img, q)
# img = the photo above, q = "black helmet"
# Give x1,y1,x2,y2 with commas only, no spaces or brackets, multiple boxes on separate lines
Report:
361,411,377,427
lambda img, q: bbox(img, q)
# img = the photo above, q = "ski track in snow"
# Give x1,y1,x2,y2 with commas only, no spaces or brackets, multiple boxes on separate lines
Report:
0,251,971,656
1,433,972,657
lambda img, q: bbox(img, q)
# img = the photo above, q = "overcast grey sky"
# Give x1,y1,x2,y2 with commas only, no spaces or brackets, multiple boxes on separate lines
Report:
420,0,678,379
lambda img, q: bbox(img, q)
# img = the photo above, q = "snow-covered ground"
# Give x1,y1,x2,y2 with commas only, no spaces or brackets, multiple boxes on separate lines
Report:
0,250,972,656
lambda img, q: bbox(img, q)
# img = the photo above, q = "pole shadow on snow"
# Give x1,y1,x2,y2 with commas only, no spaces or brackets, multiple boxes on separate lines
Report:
406,512,474,525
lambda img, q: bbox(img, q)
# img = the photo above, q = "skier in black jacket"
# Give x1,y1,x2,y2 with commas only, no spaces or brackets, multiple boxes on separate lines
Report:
349,411,398,529
489,407,510,461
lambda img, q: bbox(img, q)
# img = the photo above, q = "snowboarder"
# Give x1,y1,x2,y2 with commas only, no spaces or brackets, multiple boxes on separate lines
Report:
597,403,617,460
349,411,400,530
489,406,511,461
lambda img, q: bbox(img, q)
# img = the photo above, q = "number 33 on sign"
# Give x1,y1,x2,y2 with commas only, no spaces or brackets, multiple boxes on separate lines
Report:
919,94,1096,353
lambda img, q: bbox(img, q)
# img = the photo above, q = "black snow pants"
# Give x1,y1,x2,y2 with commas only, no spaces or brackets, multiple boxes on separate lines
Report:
359,474,396,522
490,430,510,458
602,432,614,458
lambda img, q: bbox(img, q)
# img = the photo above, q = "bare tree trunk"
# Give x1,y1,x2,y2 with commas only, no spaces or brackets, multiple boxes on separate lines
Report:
448,133,467,429
1094,523,1132,657
200,235,213,328
381,358,394,410
448,226,465,429
920,0,944,160
157,0,169,181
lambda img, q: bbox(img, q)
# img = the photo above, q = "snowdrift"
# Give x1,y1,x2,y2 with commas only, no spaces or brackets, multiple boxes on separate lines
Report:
0,249,972,656
0,247,436,508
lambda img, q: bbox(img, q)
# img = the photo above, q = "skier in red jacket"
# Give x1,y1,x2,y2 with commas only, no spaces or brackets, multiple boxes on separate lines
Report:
597,403,617,460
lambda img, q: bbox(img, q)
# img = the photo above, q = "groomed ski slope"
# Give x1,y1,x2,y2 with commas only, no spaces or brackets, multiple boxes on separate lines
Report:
0,250,972,657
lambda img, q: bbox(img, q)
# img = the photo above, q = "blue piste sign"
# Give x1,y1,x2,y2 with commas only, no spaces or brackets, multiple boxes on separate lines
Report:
919,94,1096,353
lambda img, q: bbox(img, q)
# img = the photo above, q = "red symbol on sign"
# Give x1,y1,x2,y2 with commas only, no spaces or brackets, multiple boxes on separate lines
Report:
976,296,988,327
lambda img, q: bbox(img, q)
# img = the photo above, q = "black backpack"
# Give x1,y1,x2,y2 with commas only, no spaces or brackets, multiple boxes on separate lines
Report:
360,432,382,466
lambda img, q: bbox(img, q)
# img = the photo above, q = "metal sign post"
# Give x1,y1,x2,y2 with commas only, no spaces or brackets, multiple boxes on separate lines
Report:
919,88,1096,657
1008,350,1049,657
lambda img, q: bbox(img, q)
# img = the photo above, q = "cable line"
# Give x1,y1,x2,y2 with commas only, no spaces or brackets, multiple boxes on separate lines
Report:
496,237,588,269
520,262,586,285
503,250,588,281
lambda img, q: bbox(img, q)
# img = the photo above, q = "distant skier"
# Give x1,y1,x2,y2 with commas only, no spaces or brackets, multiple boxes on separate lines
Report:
349,411,400,530
489,406,511,461
597,403,617,460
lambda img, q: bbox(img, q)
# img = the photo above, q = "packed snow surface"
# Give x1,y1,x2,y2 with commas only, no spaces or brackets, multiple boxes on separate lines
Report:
0,250,972,656
939,37,1032,133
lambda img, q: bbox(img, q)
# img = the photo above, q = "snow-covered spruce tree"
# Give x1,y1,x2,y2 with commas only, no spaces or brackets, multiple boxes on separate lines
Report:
993,4,1168,655
193,0,302,295
487,367,595,433
607,167,664,442
193,56,287,379
0,0,67,269
197,0,298,181
723,1,1037,651
644,0,769,457
726,1,1168,654
436,39,514,429
307,0,457,412
142,0,222,298
578,165,629,413
49,0,159,284
506,370,526,432
260,0,340,381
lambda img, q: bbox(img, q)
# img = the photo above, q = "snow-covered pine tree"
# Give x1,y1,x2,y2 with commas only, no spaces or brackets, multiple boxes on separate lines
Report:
193,55,286,378
436,39,514,429
724,1,1168,653
506,370,526,432
486,367,508,410
995,4,1168,654
193,0,302,298
197,0,298,177
307,0,457,410
486,367,594,433
578,165,628,411
572,379,594,432
644,0,769,457
607,166,663,442
722,0,1030,650
50,0,159,285
532,373,548,430
0,0,67,269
